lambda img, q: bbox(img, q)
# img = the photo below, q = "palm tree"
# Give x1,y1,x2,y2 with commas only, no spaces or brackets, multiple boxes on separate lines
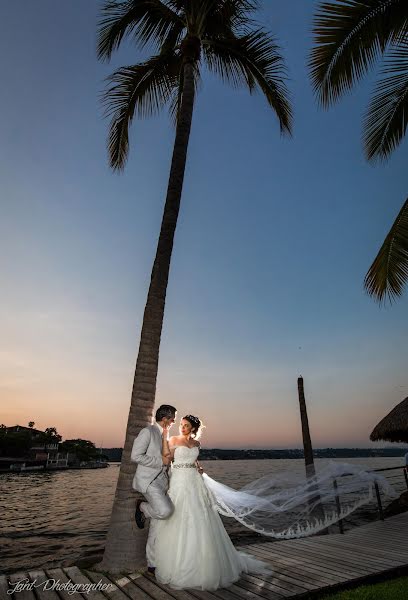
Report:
96,0,292,573
309,0,408,304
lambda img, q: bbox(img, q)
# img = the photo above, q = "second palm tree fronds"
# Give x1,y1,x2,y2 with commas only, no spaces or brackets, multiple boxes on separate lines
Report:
310,0,408,303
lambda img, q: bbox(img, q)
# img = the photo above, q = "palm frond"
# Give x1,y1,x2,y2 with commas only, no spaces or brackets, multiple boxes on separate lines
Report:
203,29,292,134
310,0,408,106
364,198,408,303
97,0,184,62
101,50,182,170
195,0,259,38
364,38,408,161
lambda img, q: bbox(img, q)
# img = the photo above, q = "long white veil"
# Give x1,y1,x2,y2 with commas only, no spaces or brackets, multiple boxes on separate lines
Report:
202,462,397,539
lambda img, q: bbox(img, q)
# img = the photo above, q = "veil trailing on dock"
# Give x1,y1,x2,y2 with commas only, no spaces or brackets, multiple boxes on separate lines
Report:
202,462,397,539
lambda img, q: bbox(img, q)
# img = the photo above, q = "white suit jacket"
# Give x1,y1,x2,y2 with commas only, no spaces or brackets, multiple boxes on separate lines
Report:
131,423,166,493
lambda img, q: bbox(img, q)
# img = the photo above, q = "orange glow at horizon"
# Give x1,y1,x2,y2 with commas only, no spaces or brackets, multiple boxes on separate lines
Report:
1,308,404,449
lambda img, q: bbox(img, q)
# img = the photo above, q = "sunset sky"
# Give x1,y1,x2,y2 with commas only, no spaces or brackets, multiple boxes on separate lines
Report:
1,1,407,449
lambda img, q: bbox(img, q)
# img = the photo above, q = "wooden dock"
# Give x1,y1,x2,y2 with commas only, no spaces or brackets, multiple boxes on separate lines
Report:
1,512,407,599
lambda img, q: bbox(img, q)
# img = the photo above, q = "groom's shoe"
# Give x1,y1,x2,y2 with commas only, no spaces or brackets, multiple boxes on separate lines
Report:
135,499,145,529
147,567,156,576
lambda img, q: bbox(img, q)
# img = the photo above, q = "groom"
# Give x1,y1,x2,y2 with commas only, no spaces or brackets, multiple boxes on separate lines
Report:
131,404,177,573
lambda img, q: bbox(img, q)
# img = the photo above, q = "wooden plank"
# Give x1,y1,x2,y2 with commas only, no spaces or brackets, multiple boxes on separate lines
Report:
239,572,303,596
308,537,407,564
344,519,408,537
0,575,10,599
8,572,36,600
344,533,408,548
348,521,408,538
338,541,408,557
247,542,367,576
233,576,289,600
242,545,344,580
341,536,408,550
61,567,109,600
85,569,133,600
240,571,308,596
187,582,264,600
137,573,210,600
242,551,337,583
114,572,162,600
255,544,367,579
353,522,407,533
26,571,60,600
223,582,269,600
187,587,240,600
294,538,399,571
244,547,344,587
242,568,315,594
346,530,408,542
238,574,289,598
344,529,406,542
286,539,387,570
341,532,408,549
131,572,202,600
44,568,82,600
305,539,403,567
282,548,376,576
240,547,339,586
43,569,72,600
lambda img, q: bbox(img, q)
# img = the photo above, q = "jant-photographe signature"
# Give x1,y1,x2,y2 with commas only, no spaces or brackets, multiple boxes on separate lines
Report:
8,577,115,595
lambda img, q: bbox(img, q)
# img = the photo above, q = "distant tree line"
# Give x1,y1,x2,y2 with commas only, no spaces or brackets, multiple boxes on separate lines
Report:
100,446,408,462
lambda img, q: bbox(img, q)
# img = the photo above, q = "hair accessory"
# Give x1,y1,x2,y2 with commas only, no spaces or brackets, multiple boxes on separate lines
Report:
185,415,200,427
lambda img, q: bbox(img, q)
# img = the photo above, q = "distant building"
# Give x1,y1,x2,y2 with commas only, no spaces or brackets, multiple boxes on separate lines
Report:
5,425,44,436
30,442,68,469
2,424,68,470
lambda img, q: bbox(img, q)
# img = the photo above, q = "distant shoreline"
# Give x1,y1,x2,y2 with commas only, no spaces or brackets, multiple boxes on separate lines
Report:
102,447,408,462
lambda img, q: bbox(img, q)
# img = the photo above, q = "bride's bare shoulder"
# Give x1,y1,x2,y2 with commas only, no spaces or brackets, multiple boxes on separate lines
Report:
169,435,181,445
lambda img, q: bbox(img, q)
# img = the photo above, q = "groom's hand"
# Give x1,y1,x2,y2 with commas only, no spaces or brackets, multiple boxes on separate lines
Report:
162,456,171,466
162,427,170,437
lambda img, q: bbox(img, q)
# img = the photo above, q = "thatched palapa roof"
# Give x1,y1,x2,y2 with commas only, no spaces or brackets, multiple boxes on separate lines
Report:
370,397,408,443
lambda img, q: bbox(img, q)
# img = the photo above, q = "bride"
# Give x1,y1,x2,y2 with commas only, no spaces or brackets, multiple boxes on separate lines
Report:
154,414,395,591
154,415,271,590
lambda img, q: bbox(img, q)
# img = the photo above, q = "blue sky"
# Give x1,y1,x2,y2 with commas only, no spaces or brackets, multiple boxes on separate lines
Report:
1,1,407,448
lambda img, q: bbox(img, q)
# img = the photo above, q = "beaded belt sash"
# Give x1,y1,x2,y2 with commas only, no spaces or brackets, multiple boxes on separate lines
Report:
172,463,196,469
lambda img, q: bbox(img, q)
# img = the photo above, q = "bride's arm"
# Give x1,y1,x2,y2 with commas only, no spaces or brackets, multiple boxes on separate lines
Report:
166,436,178,462
195,441,204,474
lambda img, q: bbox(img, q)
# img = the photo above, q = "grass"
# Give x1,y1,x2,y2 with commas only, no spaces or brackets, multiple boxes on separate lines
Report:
320,576,408,599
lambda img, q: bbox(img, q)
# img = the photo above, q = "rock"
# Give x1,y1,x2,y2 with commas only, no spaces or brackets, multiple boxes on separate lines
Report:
73,554,104,569
384,490,408,517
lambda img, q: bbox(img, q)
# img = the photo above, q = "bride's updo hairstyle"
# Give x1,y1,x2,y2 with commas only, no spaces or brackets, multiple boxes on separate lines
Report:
183,415,205,440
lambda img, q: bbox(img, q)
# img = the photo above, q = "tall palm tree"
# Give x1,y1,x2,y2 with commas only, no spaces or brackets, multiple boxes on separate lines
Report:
309,0,408,304
96,0,292,573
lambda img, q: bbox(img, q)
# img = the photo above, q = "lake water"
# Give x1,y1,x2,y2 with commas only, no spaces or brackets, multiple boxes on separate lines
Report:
0,457,406,575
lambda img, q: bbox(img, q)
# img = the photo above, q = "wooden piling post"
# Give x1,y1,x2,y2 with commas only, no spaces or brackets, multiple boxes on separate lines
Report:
297,375,327,530
298,376,316,478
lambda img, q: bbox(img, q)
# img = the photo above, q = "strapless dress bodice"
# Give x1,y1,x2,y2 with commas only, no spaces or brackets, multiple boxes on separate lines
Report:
172,445,199,466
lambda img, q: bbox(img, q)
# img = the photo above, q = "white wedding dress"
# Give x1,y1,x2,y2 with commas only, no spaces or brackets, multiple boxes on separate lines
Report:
154,445,272,591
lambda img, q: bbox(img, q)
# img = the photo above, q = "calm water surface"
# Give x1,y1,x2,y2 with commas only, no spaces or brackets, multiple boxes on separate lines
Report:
0,457,405,574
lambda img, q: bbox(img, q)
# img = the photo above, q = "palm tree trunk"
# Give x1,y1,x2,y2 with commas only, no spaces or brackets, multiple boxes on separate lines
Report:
96,60,196,574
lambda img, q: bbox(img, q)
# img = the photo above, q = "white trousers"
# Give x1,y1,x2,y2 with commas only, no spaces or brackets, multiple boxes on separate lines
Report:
141,471,174,568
